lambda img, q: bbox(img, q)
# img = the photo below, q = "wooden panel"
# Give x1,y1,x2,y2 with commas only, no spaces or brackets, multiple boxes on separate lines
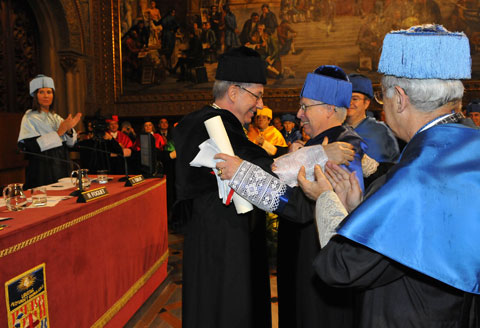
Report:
0,112,26,186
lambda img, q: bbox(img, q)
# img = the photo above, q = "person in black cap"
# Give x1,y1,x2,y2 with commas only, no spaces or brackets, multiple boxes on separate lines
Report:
173,46,273,328
466,99,480,126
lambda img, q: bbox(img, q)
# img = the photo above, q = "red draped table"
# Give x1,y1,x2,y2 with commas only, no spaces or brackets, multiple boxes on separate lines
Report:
0,177,168,327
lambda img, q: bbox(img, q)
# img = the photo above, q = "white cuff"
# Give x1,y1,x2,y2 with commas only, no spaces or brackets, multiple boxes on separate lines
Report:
37,131,63,151
261,140,277,156
315,190,348,248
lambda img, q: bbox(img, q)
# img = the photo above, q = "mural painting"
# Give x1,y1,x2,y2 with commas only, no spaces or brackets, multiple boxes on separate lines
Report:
119,0,480,95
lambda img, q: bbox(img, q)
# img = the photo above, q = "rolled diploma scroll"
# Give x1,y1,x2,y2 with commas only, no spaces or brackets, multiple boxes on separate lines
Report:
204,116,254,214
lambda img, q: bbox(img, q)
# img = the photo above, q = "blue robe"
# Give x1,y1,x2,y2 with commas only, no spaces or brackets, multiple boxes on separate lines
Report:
338,123,480,294
354,116,399,163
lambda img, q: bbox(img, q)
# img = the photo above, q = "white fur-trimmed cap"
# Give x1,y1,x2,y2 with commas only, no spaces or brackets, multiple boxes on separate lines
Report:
29,74,55,96
378,24,471,79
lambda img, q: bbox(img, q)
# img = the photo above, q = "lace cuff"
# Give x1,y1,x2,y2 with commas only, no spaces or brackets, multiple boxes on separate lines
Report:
361,153,379,178
315,190,348,248
229,161,287,213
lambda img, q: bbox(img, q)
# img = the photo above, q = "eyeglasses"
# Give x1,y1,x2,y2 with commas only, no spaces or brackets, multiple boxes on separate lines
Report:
351,95,367,102
299,102,326,111
374,90,384,105
235,85,263,101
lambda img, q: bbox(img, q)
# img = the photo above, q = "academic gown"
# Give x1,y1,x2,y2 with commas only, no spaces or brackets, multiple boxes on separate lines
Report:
314,118,480,327
17,109,77,190
354,116,399,163
174,105,274,328
276,125,365,328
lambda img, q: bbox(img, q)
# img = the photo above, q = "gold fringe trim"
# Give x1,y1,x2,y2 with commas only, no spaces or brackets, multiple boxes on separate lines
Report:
0,180,166,258
91,250,169,328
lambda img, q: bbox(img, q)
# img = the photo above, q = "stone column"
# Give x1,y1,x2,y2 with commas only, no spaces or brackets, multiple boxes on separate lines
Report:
59,50,83,117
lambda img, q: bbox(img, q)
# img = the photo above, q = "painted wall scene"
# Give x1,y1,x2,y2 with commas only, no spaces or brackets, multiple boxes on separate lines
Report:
120,0,480,95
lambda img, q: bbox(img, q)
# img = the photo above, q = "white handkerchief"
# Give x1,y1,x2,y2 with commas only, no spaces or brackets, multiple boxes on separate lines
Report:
273,144,328,187
190,139,231,204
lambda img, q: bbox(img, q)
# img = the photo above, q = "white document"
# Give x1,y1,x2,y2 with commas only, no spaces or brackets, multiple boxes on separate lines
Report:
204,116,253,214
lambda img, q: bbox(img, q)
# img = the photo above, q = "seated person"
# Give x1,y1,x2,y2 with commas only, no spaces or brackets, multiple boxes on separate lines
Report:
281,113,302,146
121,121,136,143
133,120,166,151
247,106,288,157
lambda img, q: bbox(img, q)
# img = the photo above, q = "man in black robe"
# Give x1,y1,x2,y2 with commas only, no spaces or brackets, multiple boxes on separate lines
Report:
214,65,365,328
174,46,272,328
299,24,480,327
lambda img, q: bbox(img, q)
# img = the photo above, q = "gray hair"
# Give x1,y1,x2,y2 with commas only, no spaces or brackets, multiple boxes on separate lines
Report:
333,106,347,123
382,75,464,112
212,80,255,100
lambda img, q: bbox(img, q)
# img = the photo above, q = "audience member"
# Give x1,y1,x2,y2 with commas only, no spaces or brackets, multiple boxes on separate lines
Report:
346,73,399,163
281,113,302,146
247,106,288,157
466,99,480,126
121,121,136,143
272,116,284,133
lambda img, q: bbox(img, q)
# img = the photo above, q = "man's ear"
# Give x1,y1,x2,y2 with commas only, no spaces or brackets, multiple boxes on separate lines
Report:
365,98,371,108
394,86,408,113
227,85,237,102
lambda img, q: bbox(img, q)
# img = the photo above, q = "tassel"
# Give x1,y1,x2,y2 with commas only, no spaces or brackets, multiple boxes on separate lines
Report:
378,24,471,79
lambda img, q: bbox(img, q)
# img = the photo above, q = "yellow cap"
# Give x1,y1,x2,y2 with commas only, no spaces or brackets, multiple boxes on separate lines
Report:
256,106,272,119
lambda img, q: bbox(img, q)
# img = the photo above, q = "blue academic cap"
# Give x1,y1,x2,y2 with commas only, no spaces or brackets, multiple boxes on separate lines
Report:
348,73,373,99
378,24,471,79
466,99,480,114
29,74,55,97
300,65,352,108
281,114,296,123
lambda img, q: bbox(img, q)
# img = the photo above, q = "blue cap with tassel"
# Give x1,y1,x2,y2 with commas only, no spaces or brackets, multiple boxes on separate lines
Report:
378,24,471,79
300,65,352,108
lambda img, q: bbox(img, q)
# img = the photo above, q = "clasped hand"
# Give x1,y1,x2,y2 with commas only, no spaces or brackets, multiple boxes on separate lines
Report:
58,113,82,136
297,161,363,213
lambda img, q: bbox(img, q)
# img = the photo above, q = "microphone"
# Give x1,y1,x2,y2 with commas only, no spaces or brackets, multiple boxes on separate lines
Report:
76,144,131,184
18,149,85,196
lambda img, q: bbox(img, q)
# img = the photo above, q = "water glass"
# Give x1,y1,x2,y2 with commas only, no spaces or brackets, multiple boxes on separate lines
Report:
97,170,109,184
31,187,48,207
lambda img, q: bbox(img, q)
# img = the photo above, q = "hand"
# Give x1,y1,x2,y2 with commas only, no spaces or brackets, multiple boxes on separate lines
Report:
297,165,333,201
214,153,243,180
322,137,354,166
123,148,132,157
103,132,113,140
289,140,305,153
256,135,265,146
169,150,177,159
324,161,362,212
58,113,82,136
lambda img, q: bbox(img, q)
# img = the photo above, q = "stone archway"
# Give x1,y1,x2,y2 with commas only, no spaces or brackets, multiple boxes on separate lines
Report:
25,0,88,118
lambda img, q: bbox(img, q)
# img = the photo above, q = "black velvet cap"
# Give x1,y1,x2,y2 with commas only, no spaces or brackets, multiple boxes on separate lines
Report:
215,46,267,84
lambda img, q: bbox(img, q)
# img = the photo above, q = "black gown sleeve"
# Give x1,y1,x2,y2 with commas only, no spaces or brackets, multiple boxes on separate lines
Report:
313,235,405,290
18,137,42,153
276,186,315,224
